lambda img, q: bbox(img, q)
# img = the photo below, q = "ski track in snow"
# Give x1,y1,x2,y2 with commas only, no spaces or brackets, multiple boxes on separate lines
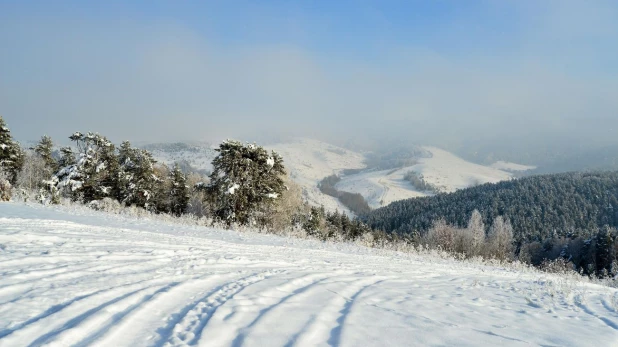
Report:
1,203,618,346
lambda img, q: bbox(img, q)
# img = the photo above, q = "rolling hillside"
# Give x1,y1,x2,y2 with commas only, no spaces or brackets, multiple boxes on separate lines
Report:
145,139,524,214
336,147,516,209
266,138,366,214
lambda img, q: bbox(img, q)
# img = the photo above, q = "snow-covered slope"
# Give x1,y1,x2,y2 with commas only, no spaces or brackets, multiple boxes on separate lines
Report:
266,138,366,214
1,203,617,346
335,169,426,208
336,147,514,208
410,146,513,192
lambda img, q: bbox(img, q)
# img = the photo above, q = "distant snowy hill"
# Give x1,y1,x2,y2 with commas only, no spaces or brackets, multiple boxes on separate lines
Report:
145,139,523,212
267,138,366,214
1,203,616,346
336,147,515,209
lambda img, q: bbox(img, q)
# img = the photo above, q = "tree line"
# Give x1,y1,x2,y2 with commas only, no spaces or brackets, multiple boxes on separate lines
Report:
0,116,373,243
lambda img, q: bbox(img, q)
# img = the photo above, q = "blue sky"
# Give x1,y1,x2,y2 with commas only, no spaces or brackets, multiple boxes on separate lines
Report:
1,1,617,147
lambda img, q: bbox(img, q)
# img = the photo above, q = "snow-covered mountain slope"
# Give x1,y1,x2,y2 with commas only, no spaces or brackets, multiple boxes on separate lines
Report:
1,203,617,347
410,146,513,192
335,169,426,209
266,138,366,214
336,147,514,208
143,139,524,211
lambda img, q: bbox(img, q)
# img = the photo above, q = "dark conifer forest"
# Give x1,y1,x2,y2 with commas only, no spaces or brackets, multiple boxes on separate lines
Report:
364,171,618,242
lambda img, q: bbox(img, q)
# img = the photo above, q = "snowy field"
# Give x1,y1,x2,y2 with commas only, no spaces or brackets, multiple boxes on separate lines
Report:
1,203,617,347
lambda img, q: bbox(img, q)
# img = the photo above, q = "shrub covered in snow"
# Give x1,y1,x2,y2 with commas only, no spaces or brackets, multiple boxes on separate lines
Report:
0,170,12,201
419,214,515,262
88,197,123,212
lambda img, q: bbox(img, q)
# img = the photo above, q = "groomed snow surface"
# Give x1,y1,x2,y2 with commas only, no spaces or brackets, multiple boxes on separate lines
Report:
1,203,617,347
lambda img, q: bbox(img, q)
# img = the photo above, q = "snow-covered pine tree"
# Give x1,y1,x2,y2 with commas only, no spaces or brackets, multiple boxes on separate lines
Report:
58,147,76,168
594,226,616,277
117,141,135,204
39,146,76,204
303,205,326,238
0,116,24,184
34,135,58,173
169,164,189,216
207,140,286,225
116,141,158,210
53,132,118,202
152,163,172,213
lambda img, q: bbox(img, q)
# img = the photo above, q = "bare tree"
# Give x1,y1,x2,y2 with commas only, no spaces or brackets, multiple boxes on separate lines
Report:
268,176,306,232
16,151,49,193
467,209,486,256
487,216,514,260
425,219,457,252
185,172,211,217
